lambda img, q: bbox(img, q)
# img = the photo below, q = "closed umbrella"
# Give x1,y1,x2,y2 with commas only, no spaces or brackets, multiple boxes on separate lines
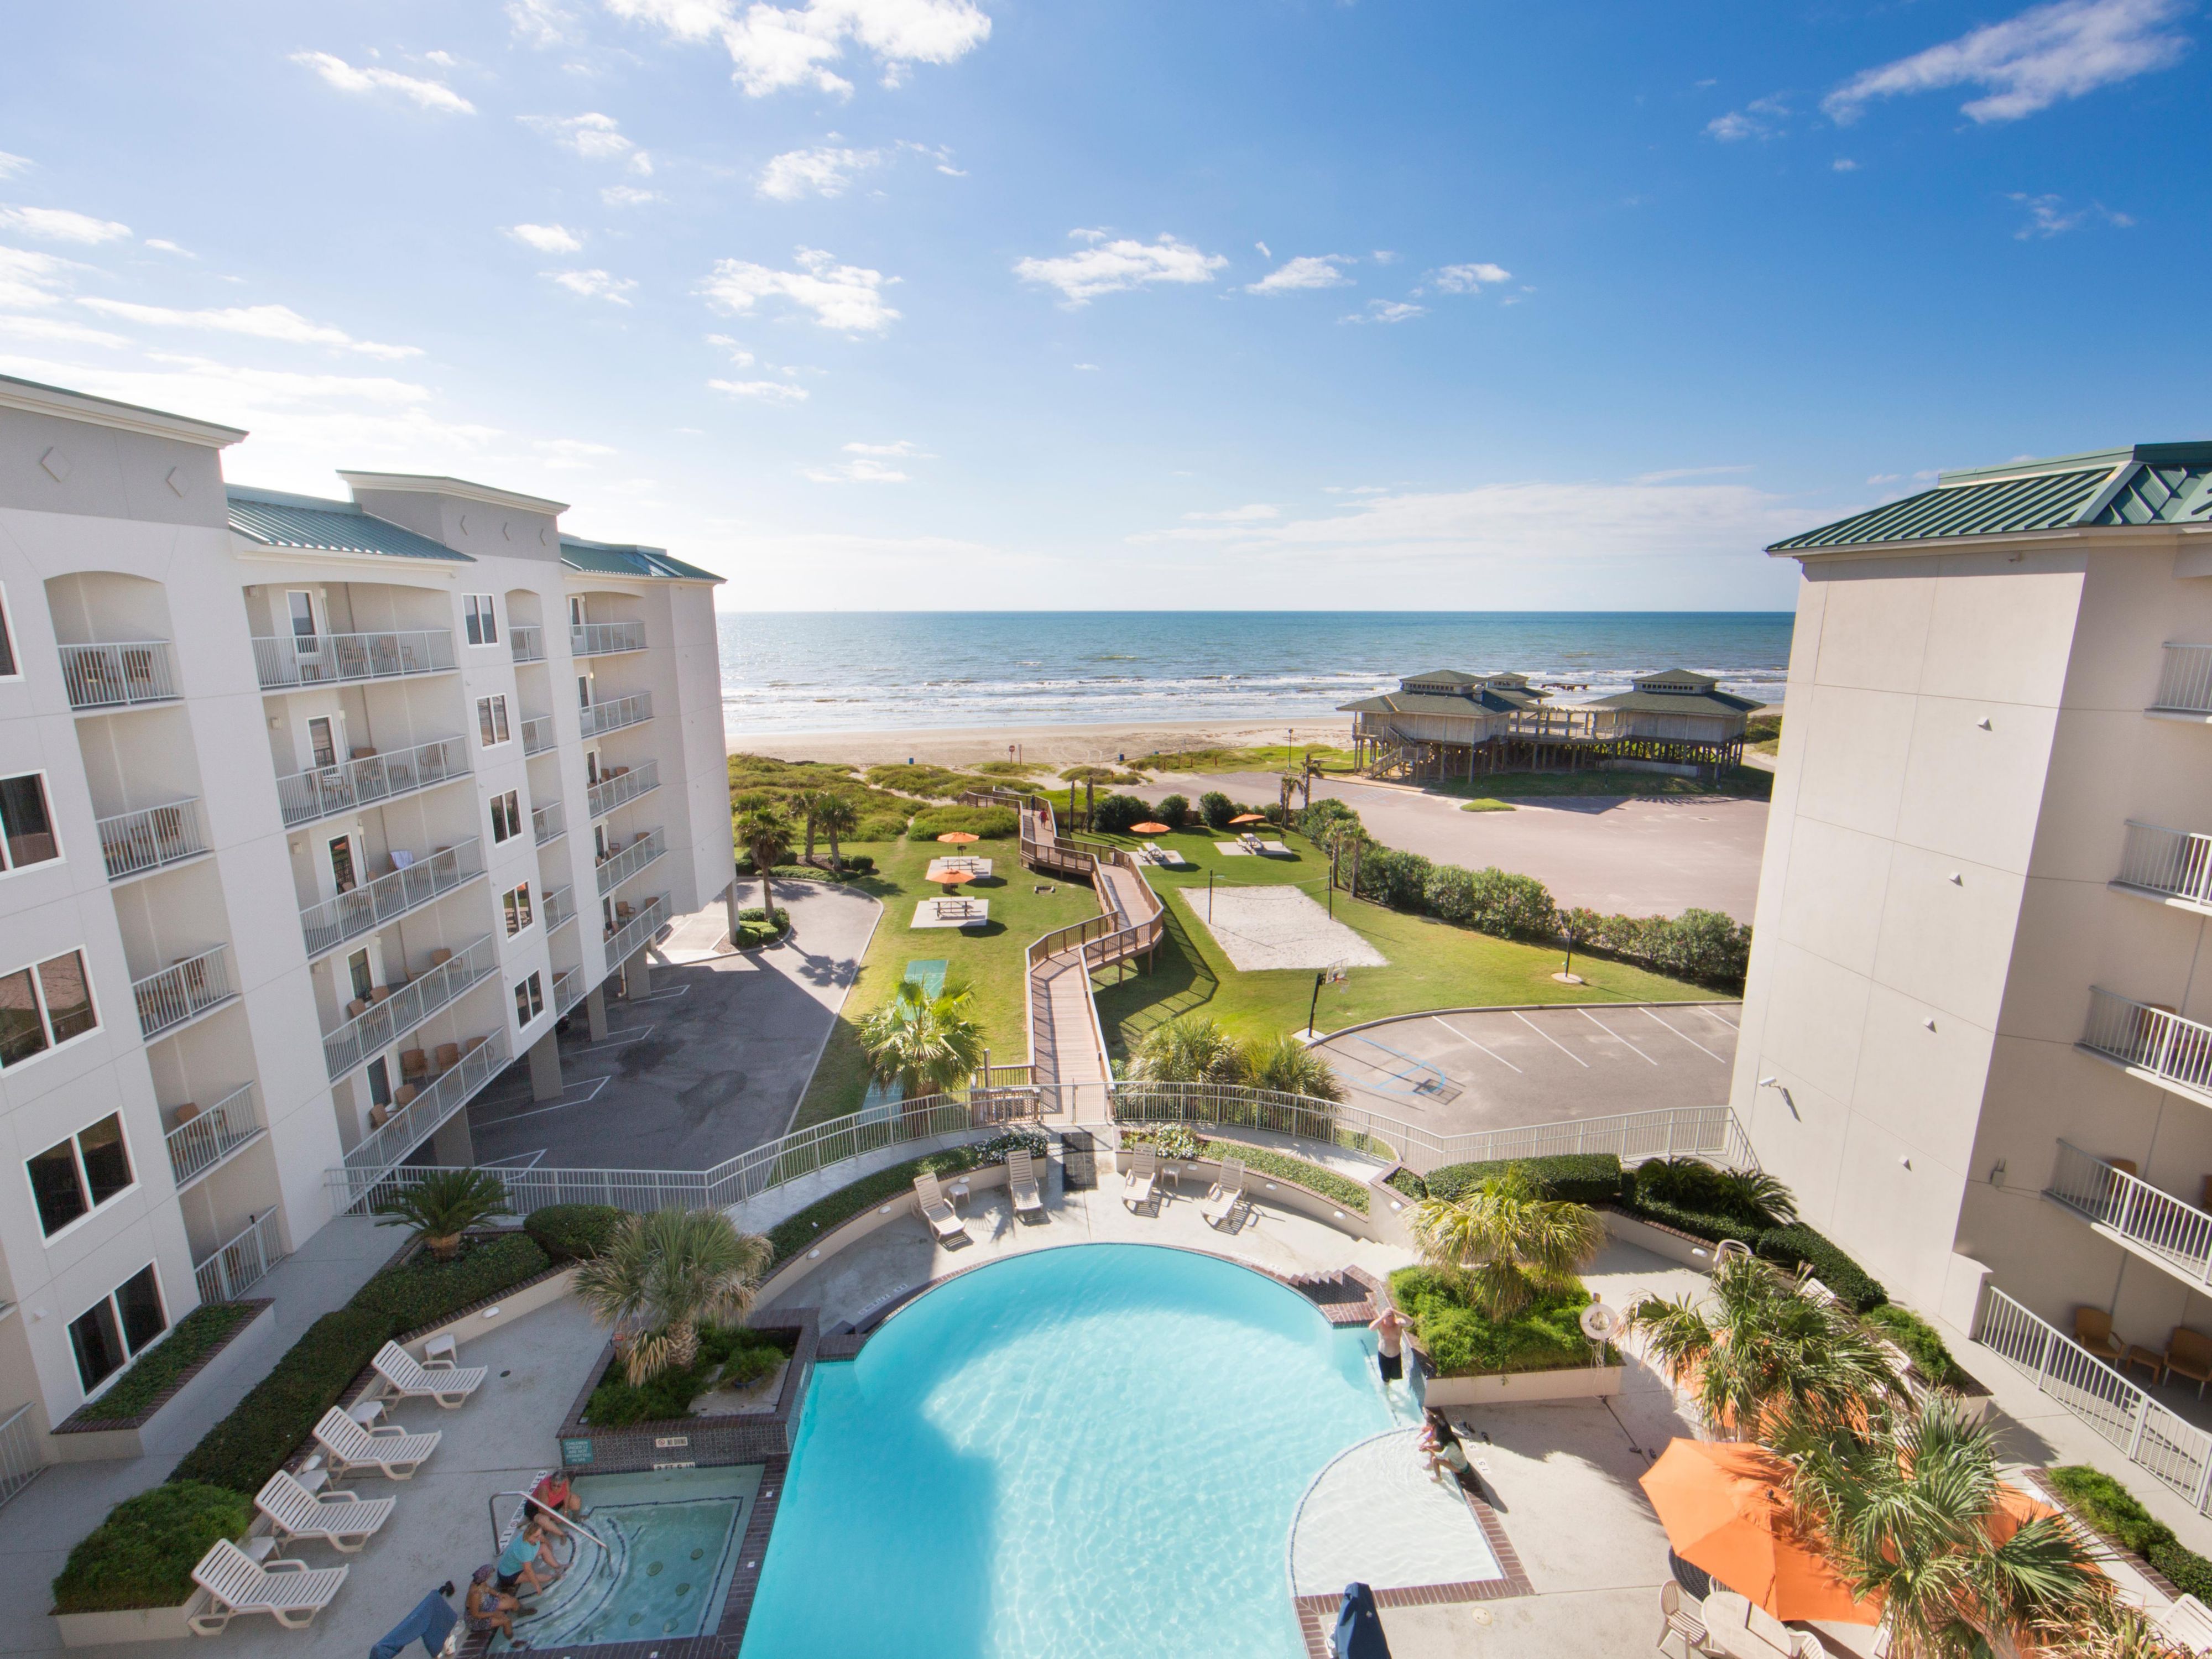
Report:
1329,1582,1390,1658
1639,1440,1878,1625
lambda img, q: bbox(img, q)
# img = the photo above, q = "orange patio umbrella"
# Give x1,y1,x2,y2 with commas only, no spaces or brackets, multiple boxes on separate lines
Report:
936,831,981,846
1229,812,1267,825
1129,822,1171,835
930,867,977,888
1639,1440,1880,1625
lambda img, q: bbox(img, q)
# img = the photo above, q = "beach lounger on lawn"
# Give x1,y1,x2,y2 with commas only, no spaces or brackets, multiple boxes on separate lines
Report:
1124,1145,1160,1213
913,1171,966,1241
189,1539,348,1633
1202,1157,1249,1229
372,1339,487,1407
312,1407,440,1479
255,1468,395,1552
1006,1149,1045,1219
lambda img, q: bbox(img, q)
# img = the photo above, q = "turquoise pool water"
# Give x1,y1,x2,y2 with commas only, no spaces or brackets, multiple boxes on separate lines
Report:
740,1244,1407,1658
492,1465,759,1650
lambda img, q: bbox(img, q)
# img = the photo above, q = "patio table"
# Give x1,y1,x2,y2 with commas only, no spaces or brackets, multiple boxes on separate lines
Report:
1702,1592,1798,1659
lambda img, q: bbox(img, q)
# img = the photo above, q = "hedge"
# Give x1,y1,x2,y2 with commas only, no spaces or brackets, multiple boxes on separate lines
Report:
1755,1224,1886,1312
2044,1464,2212,1601
51,1482,251,1614
68,1302,259,1426
525,1203,624,1264
1417,1153,1624,1207
1387,1268,1597,1377
1863,1303,1970,1390
584,1324,790,1427
767,1147,991,1264
350,1233,550,1333
166,1306,395,1494
1192,1138,1369,1214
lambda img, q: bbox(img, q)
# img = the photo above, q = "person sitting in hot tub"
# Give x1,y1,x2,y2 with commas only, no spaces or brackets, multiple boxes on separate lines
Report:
496,1519,562,1599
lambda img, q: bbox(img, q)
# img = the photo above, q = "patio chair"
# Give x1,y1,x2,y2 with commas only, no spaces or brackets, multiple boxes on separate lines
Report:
433,1042,461,1071
1006,1150,1045,1220
2158,1593,2212,1656
2166,1328,2212,1398
1201,1157,1249,1230
371,1339,487,1408
2075,1307,2126,1363
913,1171,966,1242
1657,1582,1715,1658
189,1540,348,1634
1123,1145,1160,1213
311,1407,440,1479
1792,1635,1831,1658
400,1050,429,1082
254,1468,395,1552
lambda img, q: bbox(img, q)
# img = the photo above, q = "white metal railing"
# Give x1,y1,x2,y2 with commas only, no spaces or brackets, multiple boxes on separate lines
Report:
533,800,565,846
193,1208,284,1303
60,641,178,711
2152,644,2212,717
0,1404,43,1512
275,736,469,830
300,839,483,958
602,893,668,964
2115,821,2212,909
322,933,499,1080
544,885,575,932
595,827,665,896
577,691,651,738
96,798,206,881
251,629,454,690
587,759,659,820
2081,988,2212,1100
571,620,645,657
165,1082,260,1188
133,945,235,1040
521,714,557,756
2049,1140,2212,1284
343,1027,510,1182
552,966,582,1015
509,624,545,664
1976,1283,2212,1511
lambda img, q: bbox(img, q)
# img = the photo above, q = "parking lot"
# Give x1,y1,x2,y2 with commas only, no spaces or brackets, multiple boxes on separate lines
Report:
1311,1000,1740,1138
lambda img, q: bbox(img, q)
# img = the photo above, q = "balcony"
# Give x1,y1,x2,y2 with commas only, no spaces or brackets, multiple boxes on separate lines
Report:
2049,1140,2212,1290
60,641,178,711
322,933,498,1080
571,620,645,658
134,945,236,1041
252,629,454,690
165,1082,261,1189
544,884,575,932
533,800,566,847
596,827,665,897
587,759,659,821
604,893,669,963
97,799,207,883
2114,821,2212,915
552,966,582,1015
2151,644,2212,721
509,623,545,664
577,691,651,739
521,714,557,756
2081,988,2212,1107
193,1209,284,1303
275,737,468,830
299,838,484,959
342,1027,510,1187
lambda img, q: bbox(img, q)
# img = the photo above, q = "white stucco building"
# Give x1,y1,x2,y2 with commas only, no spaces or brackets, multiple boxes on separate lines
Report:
0,374,731,1457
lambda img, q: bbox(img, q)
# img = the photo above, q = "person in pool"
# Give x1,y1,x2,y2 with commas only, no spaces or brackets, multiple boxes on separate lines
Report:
1420,1409,1472,1483
466,1567,523,1647
495,1519,562,1599
1369,1305,1410,1383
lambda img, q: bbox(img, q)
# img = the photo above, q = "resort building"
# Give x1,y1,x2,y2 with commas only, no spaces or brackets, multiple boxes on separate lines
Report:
1340,666,1755,780
0,373,731,1459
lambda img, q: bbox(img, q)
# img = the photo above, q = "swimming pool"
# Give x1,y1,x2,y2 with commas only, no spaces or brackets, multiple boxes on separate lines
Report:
740,1244,1411,1658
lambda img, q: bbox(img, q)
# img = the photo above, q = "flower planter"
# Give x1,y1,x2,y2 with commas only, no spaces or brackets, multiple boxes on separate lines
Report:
50,1301,278,1463
54,1594,214,1648
556,1312,817,1474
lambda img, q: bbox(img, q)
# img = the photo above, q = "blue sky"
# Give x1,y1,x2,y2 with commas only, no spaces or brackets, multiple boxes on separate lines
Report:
0,1,2202,610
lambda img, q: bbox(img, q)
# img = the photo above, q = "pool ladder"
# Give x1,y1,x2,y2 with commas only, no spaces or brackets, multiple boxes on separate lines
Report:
488,1484,611,1558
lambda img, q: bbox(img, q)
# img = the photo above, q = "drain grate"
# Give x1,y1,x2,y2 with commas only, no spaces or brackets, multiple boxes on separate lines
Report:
1058,1129,1097,1190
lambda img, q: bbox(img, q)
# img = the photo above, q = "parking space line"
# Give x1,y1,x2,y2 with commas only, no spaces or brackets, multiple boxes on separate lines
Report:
1437,1018,1523,1074
1580,1009,1658,1065
1512,1010,1589,1068
1694,1004,1740,1032
480,1076,613,1123
578,1025,654,1052
630,985,693,1005
1640,1007,1730,1063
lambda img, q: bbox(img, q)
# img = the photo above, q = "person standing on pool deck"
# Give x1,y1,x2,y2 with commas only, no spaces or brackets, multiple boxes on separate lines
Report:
1370,1305,1409,1383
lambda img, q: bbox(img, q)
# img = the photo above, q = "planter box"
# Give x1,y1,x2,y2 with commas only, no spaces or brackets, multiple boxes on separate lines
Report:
50,1301,279,1463
1420,1364,1625,1406
755,1163,1009,1306
1598,1206,1729,1271
54,1592,212,1648
555,1311,818,1474
394,1264,577,1360
1110,1150,1377,1240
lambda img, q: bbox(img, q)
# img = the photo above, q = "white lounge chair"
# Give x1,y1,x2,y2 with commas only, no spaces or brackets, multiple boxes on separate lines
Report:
372,1339,487,1407
1006,1149,1045,1219
2163,1595,2212,1657
1201,1157,1249,1230
1123,1145,1160,1213
189,1538,348,1633
912,1171,966,1242
255,1468,395,1552
312,1407,441,1479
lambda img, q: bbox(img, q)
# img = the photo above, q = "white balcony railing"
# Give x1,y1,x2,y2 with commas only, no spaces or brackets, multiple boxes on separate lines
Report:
552,966,582,1015
533,800,566,847
0,1403,41,1513
60,641,178,711
587,759,659,821
544,885,575,932
133,945,235,1040
165,1082,260,1188
603,893,668,964
2116,821,2212,910
274,736,468,829
571,620,645,658
193,1209,284,1304
595,827,665,897
322,933,499,1080
2081,988,2212,1102
343,1027,510,1182
2152,644,2212,717
251,629,455,690
96,799,206,882
521,714,557,756
577,691,651,739
509,623,545,664
2049,1140,2212,1286
299,839,483,959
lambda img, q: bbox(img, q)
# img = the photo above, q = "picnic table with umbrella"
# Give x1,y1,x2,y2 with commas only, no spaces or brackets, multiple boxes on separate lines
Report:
930,867,978,891
1129,821,1171,835
936,831,982,847
1640,1441,1878,1629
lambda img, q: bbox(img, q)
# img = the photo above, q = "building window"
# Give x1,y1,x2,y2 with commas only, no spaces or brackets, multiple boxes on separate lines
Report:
477,695,511,748
28,1112,134,1237
503,881,534,935
307,716,338,770
490,790,522,844
464,594,497,646
69,1265,166,1396
0,583,18,679
568,596,586,627
577,674,592,710
0,772,61,872
1,948,98,1068
515,971,544,1028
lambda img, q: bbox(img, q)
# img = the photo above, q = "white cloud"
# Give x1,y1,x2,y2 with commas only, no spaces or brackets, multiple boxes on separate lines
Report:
1342,299,1425,324
0,153,30,179
1825,0,2189,124
698,247,900,333
606,0,992,97
602,185,664,206
1072,362,1099,371
0,247,81,309
806,456,909,483
1705,111,1764,140
1255,240,1271,258
0,315,128,348
533,437,618,469
706,333,754,365
758,144,880,200
1867,472,1902,484
1432,262,1510,293
547,268,639,304
75,298,421,358
1014,233,1227,305
1183,504,1279,522
1833,158,1860,173
290,51,476,114
1371,249,1399,265
521,112,651,173
508,0,576,46
144,237,194,256
1246,255,1354,294
2010,191,2134,237
0,206,132,244
708,378,809,402
895,139,964,175
509,222,584,253
1634,465,1754,483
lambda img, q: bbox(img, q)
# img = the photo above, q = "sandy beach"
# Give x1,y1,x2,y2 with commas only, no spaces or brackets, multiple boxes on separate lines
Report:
724,718,1355,769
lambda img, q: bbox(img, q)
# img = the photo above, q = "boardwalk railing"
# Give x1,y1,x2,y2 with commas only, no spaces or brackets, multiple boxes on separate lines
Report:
59,640,178,710
2114,821,2212,909
1976,1282,2212,1511
2048,1140,2212,1285
96,797,205,881
275,737,468,829
300,838,482,959
194,1208,285,1303
578,691,651,738
2080,987,2212,1100
2152,644,2212,717
133,945,235,1040
252,629,453,689
165,1081,260,1188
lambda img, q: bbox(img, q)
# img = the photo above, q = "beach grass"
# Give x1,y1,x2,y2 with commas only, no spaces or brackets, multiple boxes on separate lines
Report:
1132,742,1356,775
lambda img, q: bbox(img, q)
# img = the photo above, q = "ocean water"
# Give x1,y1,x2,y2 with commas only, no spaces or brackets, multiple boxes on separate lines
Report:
720,611,1793,735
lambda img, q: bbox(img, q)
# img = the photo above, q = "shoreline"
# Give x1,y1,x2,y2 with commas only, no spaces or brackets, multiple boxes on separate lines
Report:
725,718,1353,769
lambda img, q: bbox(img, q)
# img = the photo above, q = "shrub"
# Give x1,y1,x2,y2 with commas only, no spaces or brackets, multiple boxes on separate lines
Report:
1154,793,1191,830
738,906,791,924
352,1233,551,1333
1422,864,1478,923
583,1323,790,1426
67,1302,258,1425
1423,1154,1624,1207
2043,1465,2212,1599
1863,1303,1969,1389
1755,1224,1886,1312
906,804,1018,841
836,853,876,874
525,1203,625,1264
1623,1157,1796,1233
855,816,909,843
1091,793,1154,835
51,1483,251,1613
168,1306,395,1493
1387,1167,1429,1201
1388,1268,1597,1377
978,1126,1049,1164
862,763,1000,800
1195,1138,1367,1213
1199,790,1235,829
1355,846,1432,911
1463,867,1558,938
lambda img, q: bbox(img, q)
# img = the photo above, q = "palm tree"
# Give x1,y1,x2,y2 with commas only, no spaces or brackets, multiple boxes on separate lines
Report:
858,979,988,1098
1625,1253,1896,1440
1128,1015,1243,1084
1061,765,1117,830
1782,1391,2103,1658
816,795,859,869
1239,1032,1345,1102
372,1168,512,1260
1713,1166,1800,1228
785,790,823,863
574,1207,774,1383
1410,1165,1606,1322
734,805,791,918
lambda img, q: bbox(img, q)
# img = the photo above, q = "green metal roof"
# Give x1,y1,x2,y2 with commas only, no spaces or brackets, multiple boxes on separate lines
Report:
226,487,473,563
1584,688,1759,716
1340,685,1547,717
1770,444,2212,552
1401,668,1481,687
560,536,720,583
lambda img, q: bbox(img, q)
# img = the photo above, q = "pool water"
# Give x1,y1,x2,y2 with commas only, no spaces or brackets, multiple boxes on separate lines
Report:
492,1465,759,1650
740,1244,1412,1658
